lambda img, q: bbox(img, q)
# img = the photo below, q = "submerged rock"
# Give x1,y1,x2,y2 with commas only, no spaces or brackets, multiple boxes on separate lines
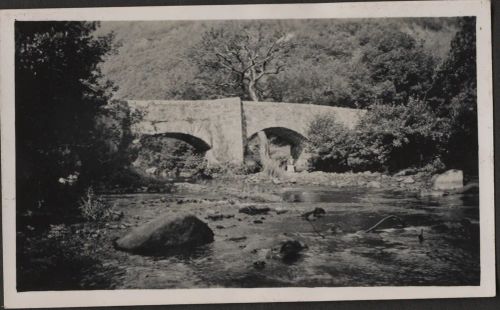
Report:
280,240,307,262
419,190,445,197
206,214,224,221
302,207,326,220
367,181,381,188
227,236,247,242
253,260,266,270
432,169,463,190
272,178,282,185
313,207,326,216
206,213,234,221
274,207,288,214
239,206,271,215
401,177,415,184
327,223,343,234
114,214,214,255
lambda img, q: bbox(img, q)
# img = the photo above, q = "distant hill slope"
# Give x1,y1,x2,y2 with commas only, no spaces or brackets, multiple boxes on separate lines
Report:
96,18,458,105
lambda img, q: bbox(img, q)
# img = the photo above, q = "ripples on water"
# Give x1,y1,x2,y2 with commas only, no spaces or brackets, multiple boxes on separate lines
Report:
102,187,480,289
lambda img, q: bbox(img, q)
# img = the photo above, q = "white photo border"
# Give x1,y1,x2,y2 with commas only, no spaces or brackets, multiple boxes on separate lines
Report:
1,0,495,308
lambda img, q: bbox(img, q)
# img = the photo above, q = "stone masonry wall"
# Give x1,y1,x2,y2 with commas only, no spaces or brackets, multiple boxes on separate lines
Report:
128,98,245,164
128,98,365,165
243,101,365,139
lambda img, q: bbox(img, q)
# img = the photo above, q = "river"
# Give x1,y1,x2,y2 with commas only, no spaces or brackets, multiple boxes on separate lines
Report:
93,183,479,289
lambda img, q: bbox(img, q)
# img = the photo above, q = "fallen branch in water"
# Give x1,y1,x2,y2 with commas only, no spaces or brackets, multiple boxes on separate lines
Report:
365,215,405,233
306,219,325,239
300,208,326,238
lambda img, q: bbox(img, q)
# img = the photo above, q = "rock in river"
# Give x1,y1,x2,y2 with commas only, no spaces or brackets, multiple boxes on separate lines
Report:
432,169,463,190
253,260,266,270
366,181,381,188
239,205,271,215
280,240,307,262
114,214,214,255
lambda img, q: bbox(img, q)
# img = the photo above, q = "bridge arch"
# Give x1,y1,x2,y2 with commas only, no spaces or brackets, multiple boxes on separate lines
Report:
129,98,364,165
247,126,308,162
138,131,213,164
145,132,211,154
135,132,213,178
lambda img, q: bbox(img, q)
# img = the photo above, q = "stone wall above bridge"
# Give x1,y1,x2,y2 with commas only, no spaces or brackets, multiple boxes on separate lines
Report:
128,97,365,164
242,100,365,140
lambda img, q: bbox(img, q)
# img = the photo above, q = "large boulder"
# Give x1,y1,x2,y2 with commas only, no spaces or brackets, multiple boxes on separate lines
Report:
114,214,214,255
432,169,463,190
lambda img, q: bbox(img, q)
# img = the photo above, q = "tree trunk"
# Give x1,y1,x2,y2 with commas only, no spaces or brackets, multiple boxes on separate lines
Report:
247,80,259,102
246,76,275,174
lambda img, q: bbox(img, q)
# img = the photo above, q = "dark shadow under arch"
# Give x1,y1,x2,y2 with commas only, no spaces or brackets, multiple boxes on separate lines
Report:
146,132,211,153
248,127,307,160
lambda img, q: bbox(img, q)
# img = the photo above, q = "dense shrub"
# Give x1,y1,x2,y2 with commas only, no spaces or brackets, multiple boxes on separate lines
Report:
350,99,442,172
306,99,442,173
17,224,116,291
306,18,477,175
15,22,143,221
306,113,354,172
427,17,477,175
135,136,207,179
92,167,172,194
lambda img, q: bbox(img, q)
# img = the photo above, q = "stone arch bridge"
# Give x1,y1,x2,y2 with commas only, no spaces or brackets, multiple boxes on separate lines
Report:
128,97,364,168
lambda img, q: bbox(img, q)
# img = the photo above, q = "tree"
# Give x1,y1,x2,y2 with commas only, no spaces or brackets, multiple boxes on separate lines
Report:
15,21,117,218
264,21,438,108
349,99,442,172
306,99,443,173
306,114,354,172
426,17,477,174
355,26,437,106
190,22,295,102
91,100,144,189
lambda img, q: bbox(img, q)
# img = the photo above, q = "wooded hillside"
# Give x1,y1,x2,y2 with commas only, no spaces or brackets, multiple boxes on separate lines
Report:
97,18,459,107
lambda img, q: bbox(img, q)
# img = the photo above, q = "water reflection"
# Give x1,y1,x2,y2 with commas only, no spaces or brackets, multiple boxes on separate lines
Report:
103,186,480,288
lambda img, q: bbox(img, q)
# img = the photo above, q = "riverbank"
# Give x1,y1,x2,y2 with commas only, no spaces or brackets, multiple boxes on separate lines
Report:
245,170,430,190
197,169,477,196
17,169,480,291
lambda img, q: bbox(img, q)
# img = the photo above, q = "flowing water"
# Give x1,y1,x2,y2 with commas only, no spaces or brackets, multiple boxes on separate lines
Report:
98,186,480,289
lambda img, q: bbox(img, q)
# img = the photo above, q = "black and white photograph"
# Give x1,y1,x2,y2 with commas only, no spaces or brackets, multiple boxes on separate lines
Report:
0,1,495,308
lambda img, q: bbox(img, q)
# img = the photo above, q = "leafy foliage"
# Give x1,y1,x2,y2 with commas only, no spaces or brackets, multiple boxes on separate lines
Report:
78,187,112,222
15,22,137,219
306,114,354,172
305,17,477,174
189,21,295,101
427,17,477,174
307,99,447,173
15,17,478,221
350,99,443,172
99,18,458,107
134,135,207,178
